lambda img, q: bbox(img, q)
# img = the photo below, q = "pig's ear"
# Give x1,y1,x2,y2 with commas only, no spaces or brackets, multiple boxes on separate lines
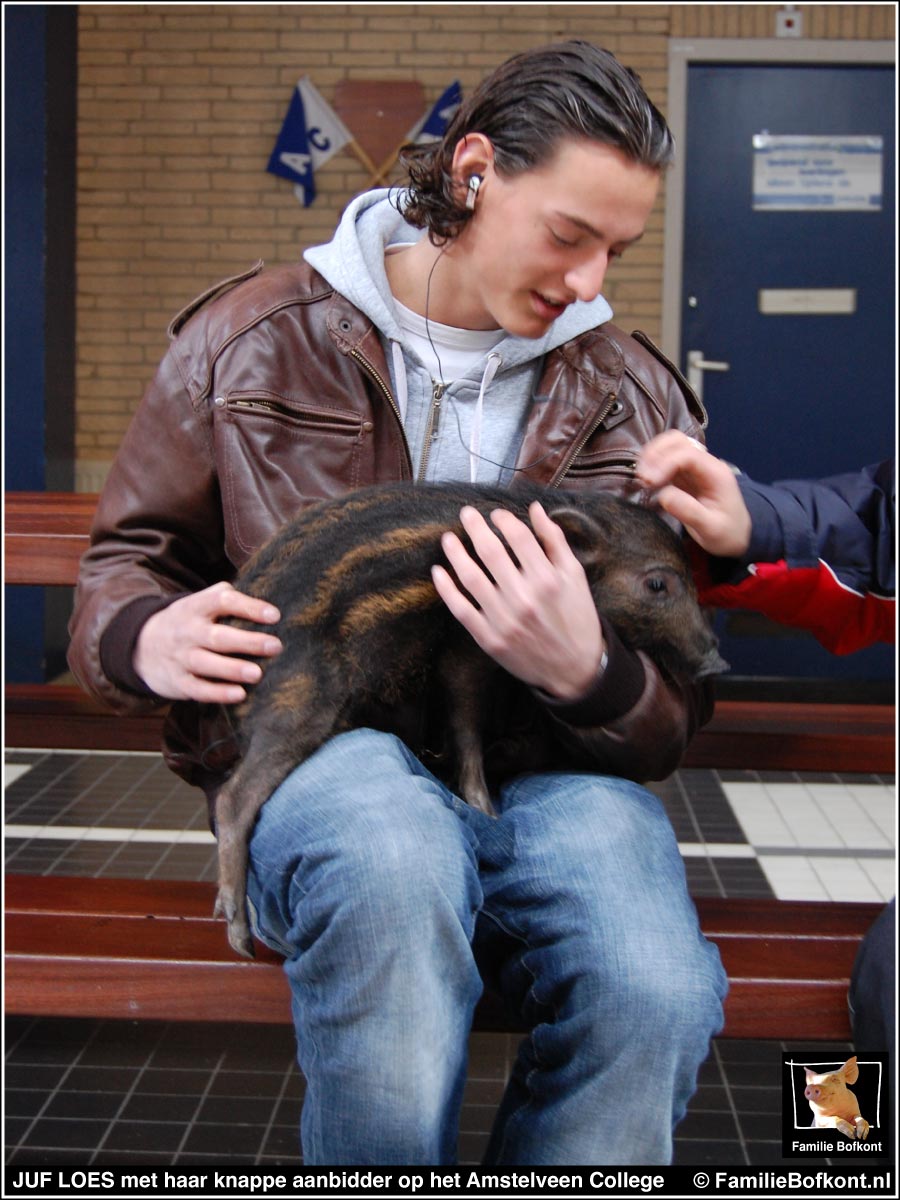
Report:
545,507,605,566
804,1067,816,1082
842,1057,859,1083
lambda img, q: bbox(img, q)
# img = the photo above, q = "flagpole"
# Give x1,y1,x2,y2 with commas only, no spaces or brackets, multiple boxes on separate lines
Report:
365,139,410,188
346,139,391,186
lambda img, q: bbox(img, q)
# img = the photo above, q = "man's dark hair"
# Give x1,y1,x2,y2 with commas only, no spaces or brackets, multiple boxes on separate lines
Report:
397,40,674,244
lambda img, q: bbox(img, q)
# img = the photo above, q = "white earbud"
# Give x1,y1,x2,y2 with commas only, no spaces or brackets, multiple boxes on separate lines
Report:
465,174,483,211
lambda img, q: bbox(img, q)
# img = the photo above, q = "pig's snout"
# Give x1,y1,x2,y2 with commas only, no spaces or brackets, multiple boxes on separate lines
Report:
805,1084,821,1101
692,638,730,681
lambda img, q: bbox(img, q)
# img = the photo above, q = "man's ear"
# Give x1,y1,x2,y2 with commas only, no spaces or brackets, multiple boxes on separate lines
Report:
450,133,494,196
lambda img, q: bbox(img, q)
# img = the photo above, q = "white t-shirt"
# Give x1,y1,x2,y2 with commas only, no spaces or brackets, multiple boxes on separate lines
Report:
393,297,505,384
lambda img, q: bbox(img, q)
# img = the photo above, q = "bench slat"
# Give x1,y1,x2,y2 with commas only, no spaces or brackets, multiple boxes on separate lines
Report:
4,876,880,1040
5,682,895,771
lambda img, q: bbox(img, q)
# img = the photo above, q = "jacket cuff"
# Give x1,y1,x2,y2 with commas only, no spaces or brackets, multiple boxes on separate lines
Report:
99,593,187,699
532,619,647,728
738,478,816,567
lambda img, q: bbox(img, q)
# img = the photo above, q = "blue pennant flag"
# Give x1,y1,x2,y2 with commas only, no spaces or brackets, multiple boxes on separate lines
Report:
267,77,353,207
408,80,462,144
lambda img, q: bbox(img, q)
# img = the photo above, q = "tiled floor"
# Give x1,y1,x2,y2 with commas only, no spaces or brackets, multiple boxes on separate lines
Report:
4,749,895,1166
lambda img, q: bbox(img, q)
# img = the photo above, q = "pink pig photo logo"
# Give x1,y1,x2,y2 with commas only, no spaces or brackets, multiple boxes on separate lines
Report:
782,1052,891,1160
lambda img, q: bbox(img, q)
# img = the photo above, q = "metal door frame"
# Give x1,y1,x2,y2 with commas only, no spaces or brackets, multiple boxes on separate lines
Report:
661,37,895,364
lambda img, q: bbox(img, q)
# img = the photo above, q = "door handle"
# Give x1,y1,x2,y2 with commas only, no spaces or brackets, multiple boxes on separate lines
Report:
686,350,731,403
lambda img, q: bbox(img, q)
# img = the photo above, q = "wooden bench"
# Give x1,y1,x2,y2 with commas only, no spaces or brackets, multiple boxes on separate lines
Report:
4,491,894,1040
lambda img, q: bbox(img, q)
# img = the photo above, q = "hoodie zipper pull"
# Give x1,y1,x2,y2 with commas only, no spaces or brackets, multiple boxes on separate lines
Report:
430,381,445,439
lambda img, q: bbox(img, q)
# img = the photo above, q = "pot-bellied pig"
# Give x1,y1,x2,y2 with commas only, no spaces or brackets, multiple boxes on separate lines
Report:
213,481,727,956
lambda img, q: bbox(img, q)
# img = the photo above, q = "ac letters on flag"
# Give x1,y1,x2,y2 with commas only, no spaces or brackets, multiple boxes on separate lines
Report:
267,76,353,207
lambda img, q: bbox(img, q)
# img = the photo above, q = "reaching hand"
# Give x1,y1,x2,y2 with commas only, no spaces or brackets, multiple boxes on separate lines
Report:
430,502,604,700
133,582,282,703
637,430,752,558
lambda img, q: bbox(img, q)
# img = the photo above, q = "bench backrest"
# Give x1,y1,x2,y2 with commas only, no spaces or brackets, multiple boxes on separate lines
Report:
5,492,98,586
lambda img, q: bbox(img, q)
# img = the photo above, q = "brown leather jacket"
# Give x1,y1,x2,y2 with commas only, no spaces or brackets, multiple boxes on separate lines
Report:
68,260,712,808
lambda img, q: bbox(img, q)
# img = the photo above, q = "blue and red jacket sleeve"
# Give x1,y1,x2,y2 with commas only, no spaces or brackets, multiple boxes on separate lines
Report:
695,460,896,655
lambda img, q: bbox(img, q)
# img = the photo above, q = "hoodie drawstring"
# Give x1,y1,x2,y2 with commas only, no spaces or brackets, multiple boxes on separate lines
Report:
470,351,502,483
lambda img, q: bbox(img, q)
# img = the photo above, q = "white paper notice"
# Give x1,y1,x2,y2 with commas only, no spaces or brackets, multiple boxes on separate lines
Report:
752,134,883,211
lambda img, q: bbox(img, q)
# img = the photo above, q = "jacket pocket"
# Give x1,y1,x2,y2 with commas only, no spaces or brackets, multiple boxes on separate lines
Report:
214,392,370,562
562,451,638,481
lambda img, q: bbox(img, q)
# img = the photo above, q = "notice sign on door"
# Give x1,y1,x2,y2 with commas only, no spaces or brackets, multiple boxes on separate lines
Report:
752,133,883,211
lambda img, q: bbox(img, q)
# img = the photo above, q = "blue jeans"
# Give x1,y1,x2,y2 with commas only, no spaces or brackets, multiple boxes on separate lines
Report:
245,729,727,1165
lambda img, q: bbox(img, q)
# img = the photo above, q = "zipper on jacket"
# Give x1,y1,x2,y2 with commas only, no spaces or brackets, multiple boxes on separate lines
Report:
348,347,414,477
416,381,446,483
227,397,360,429
550,391,626,488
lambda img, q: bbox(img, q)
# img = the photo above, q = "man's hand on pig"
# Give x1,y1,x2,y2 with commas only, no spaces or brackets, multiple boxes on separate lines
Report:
431,502,604,700
133,582,282,703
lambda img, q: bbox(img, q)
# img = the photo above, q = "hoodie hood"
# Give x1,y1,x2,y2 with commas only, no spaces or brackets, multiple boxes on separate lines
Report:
304,189,614,368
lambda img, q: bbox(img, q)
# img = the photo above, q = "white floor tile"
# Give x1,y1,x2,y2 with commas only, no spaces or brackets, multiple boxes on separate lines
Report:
808,856,885,902
858,858,898,902
4,763,32,788
844,784,897,845
722,783,798,847
803,784,892,851
757,855,829,900
763,783,845,849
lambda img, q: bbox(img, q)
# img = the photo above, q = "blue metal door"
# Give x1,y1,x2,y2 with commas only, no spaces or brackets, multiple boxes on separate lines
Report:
681,61,895,687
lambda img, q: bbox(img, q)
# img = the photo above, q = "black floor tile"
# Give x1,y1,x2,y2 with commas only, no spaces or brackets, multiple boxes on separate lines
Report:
101,1120,187,1153
673,1139,746,1165
135,1068,215,1095
195,1094,282,1125
209,1069,296,1097
120,1093,202,1122
728,1086,784,1114
180,1122,266,1156
91,1151,181,1165
7,1147,96,1166
5,1091,50,1118
64,1065,141,1092
43,1091,125,1120
677,1110,740,1140
259,1126,302,1159
21,1118,112,1149
739,1111,786,1140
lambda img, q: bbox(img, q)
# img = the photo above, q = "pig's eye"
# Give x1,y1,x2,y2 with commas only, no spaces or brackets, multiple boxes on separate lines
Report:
645,576,668,595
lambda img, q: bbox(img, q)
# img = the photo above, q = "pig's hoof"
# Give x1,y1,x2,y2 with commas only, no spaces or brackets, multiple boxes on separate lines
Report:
227,920,256,960
212,888,237,921
213,890,236,923
836,1119,855,1139
856,1118,870,1140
